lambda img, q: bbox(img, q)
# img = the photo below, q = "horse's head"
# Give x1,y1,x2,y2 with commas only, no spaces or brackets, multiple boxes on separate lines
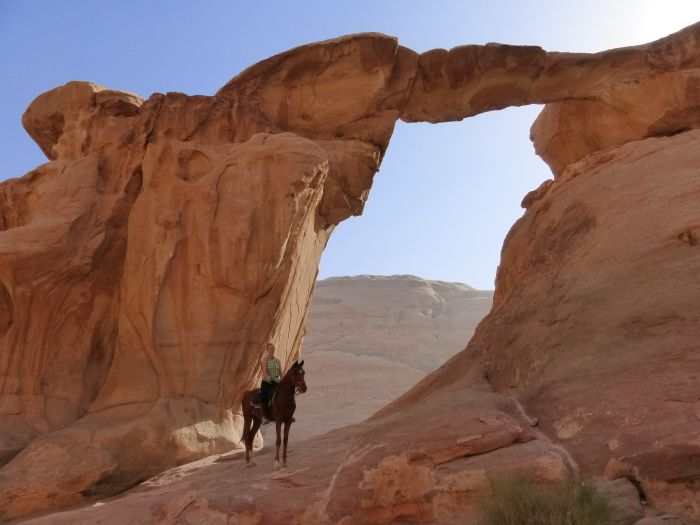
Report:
289,360,307,394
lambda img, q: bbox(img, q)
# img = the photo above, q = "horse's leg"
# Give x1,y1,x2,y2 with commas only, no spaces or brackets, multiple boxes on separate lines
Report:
243,414,253,466
273,419,282,470
241,393,251,465
282,419,291,467
248,417,262,467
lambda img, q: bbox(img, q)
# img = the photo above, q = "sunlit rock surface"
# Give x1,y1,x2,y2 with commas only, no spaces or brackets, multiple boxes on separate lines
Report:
4,22,700,523
1,36,405,518
484,129,700,523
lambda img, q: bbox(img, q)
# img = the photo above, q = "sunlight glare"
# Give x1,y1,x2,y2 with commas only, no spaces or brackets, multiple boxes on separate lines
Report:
631,0,700,42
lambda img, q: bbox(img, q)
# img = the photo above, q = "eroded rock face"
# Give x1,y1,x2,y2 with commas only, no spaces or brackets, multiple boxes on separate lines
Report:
0,36,408,520
4,22,700,522
482,130,700,522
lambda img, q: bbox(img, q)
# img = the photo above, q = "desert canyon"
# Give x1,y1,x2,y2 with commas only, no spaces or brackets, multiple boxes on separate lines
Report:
1,21,700,524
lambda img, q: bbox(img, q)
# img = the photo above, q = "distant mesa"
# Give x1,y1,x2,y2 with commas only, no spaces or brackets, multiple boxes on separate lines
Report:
283,274,493,440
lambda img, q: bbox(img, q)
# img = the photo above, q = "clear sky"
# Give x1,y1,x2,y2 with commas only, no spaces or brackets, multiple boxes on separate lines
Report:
2,1,699,289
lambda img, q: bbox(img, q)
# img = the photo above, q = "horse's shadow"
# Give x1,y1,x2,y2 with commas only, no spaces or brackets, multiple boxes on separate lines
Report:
214,451,246,463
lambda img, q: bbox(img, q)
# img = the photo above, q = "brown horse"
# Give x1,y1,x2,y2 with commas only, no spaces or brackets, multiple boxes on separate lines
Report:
241,360,307,468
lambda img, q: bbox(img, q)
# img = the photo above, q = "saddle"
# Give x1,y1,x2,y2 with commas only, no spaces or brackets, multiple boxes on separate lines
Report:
250,387,277,414
249,387,295,424
250,389,263,407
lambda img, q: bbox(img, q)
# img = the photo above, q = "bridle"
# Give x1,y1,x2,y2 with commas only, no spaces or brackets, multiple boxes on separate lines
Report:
292,374,307,396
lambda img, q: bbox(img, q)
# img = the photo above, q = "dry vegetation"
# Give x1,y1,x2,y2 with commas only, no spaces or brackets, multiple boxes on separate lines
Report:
477,475,618,525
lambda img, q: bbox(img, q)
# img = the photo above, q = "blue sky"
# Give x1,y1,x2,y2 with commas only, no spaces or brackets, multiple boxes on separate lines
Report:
2,1,699,289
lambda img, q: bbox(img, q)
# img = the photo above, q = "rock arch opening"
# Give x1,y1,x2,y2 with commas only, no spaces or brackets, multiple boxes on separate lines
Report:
318,107,551,289
296,106,552,439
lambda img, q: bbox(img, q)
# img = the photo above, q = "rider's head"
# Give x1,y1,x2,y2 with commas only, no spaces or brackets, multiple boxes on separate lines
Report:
265,342,276,356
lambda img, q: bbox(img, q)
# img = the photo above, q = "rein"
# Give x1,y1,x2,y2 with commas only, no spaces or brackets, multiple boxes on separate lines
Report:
293,380,306,396
276,363,306,399
277,376,306,397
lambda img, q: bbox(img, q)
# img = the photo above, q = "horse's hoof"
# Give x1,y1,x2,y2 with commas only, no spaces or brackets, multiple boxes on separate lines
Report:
246,461,256,468
282,462,288,469
273,460,280,471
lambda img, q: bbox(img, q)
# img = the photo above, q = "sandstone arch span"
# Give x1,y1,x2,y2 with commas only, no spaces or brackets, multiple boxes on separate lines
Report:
2,23,700,521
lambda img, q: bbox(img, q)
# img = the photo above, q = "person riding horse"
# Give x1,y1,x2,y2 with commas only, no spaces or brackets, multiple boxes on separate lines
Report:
241,346,307,468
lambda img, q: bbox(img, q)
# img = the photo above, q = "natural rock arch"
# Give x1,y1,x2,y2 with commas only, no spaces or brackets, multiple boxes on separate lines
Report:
1,23,700,521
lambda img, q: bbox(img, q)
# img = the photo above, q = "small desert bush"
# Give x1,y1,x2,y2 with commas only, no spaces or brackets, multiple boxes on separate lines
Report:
477,475,617,525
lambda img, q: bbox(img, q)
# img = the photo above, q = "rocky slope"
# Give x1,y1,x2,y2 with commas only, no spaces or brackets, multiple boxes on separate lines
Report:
480,129,700,521
3,22,700,523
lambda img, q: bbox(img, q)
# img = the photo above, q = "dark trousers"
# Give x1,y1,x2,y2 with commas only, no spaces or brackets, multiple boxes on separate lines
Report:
260,380,276,413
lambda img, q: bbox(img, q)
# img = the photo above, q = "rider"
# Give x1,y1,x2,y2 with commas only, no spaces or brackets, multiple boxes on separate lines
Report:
259,342,281,421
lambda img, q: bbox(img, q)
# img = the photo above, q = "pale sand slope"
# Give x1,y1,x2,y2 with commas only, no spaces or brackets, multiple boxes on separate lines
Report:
264,275,493,441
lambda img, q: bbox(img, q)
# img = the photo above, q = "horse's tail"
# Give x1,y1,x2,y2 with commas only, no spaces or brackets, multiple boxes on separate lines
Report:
240,391,251,444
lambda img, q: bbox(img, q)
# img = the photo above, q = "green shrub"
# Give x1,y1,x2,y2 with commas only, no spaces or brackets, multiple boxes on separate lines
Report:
477,475,618,525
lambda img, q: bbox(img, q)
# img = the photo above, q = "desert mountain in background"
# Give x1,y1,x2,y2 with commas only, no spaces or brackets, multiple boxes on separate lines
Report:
277,275,493,440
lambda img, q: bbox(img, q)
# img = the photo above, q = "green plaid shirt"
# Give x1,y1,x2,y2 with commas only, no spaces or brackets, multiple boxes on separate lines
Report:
266,357,281,383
